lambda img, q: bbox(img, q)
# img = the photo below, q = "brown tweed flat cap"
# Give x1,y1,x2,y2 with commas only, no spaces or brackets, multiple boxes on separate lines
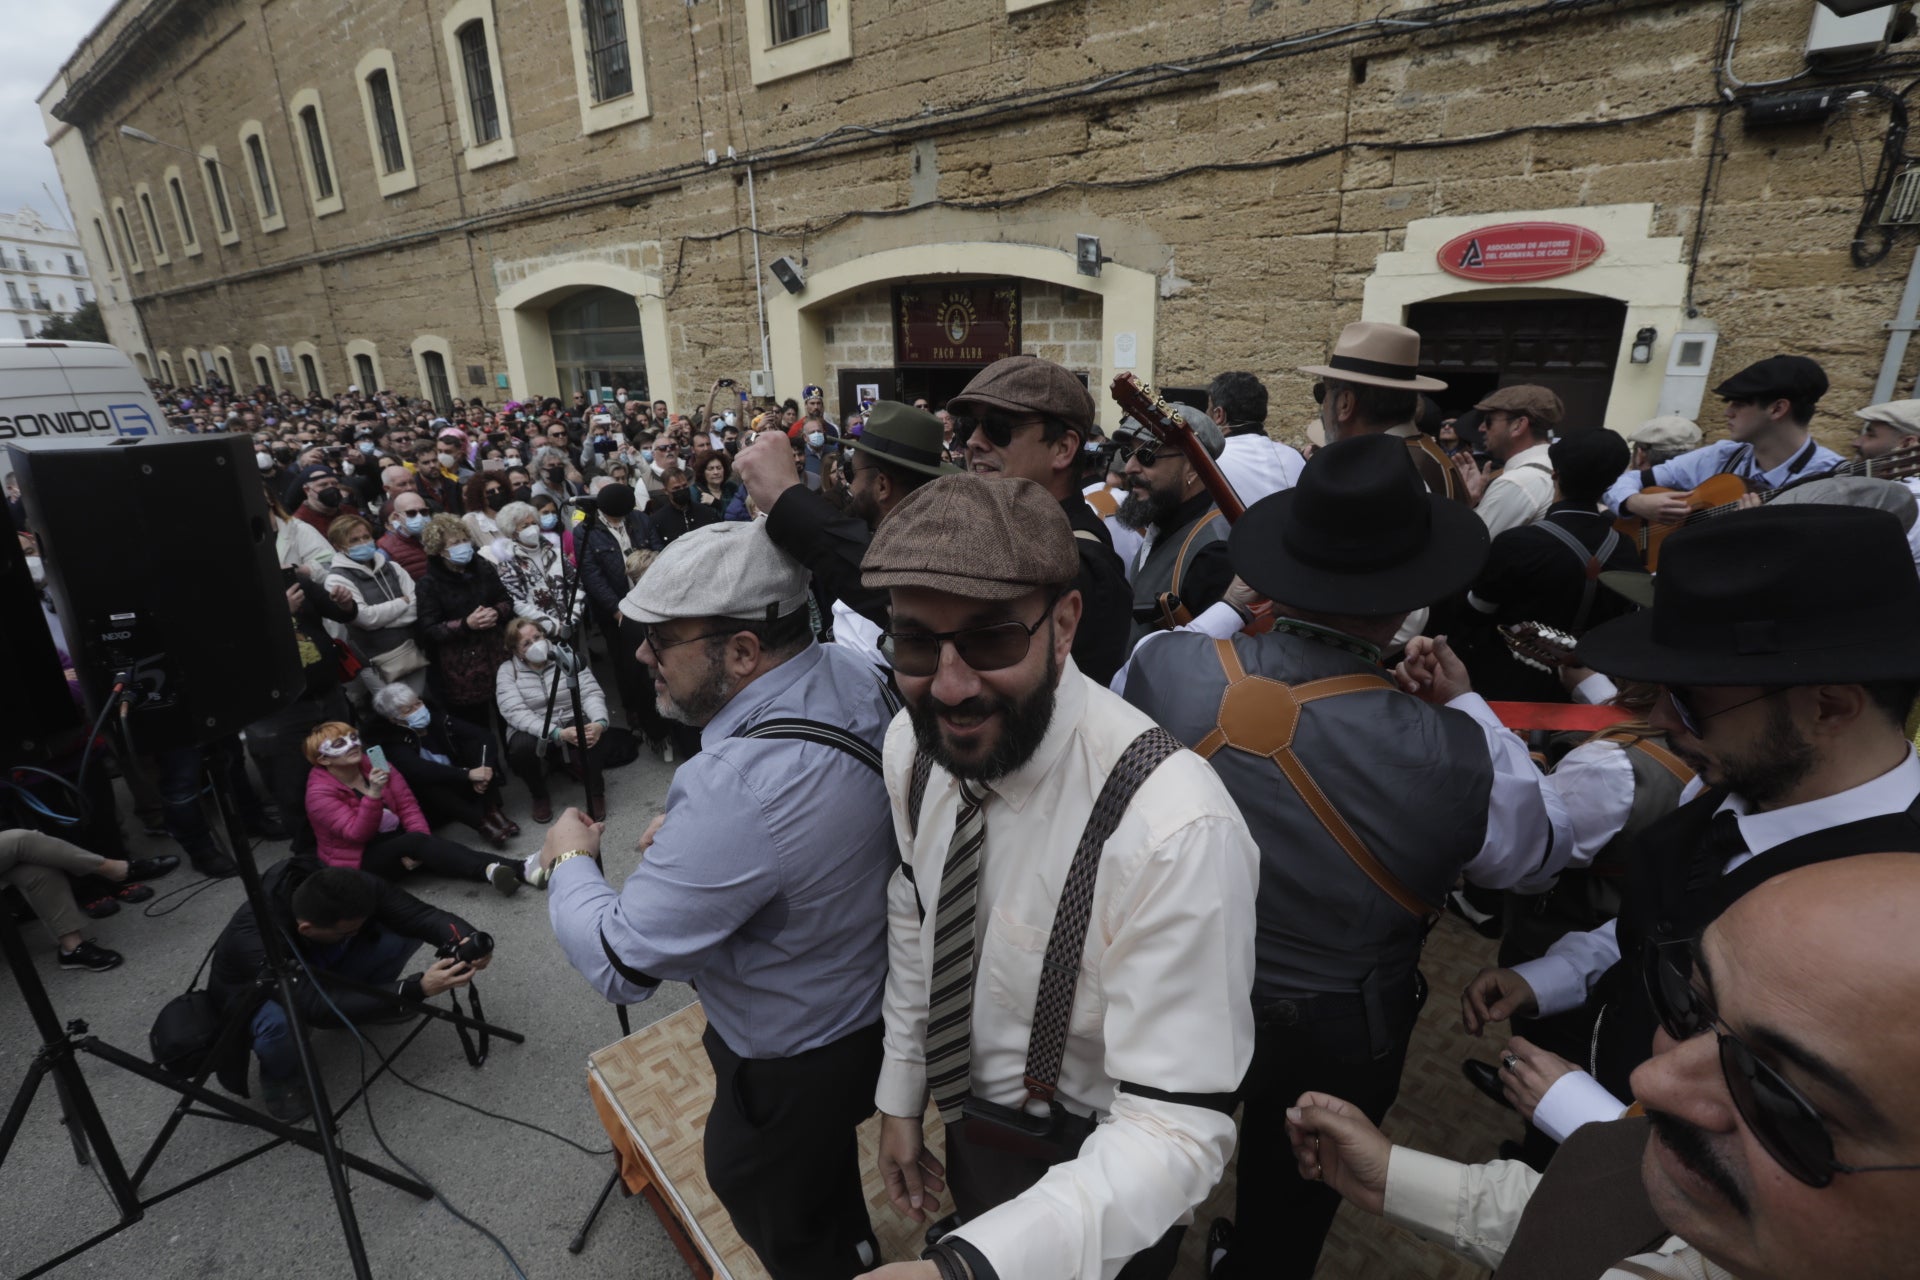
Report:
862,473,1078,601
947,355,1096,438
1474,383,1565,428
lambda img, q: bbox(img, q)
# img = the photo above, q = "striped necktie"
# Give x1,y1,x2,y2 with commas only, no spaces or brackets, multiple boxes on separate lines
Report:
926,779,986,1124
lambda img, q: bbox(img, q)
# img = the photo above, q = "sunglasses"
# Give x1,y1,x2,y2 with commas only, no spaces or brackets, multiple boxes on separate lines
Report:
1115,441,1169,468
1666,686,1785,738
1645,942,1920,1188
882,590,1062,677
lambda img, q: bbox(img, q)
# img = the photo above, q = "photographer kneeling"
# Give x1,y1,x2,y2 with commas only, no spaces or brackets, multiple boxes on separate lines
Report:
209,859,492,1121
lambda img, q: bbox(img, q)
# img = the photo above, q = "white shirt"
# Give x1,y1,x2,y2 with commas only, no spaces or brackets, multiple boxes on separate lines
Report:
1522,748,1920,1141
829,596,884,667
1081,482,1145,576
1112,602,1570,891
1385,1146,1731,1279
1476,441,1557,538
1216,430,1305,507
878,663,1258,1280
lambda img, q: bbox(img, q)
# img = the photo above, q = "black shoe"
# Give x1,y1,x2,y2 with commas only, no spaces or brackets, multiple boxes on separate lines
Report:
58,939,124,972
125,854,180,881
1462,1058,1516,1110
246,813,290,840
81,895,120,919
260,1075,312,1123
1206,1217,1234,1277
191,852,238,879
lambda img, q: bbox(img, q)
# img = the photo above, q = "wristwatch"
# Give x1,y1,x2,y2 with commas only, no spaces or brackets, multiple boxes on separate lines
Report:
547,848,598,875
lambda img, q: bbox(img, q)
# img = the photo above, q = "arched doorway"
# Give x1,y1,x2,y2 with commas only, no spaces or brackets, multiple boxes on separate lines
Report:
548,288,649,399
495,258,675,407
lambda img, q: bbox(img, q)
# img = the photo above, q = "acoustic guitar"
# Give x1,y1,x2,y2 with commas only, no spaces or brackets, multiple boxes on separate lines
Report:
1615,449,1920,569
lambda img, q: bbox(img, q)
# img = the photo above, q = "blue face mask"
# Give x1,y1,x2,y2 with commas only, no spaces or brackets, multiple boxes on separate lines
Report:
405,706,432,731
357,440,376,454
446,542,475,565
403,513,428,536
640,449,653,463
539,512,558,530
345,542,378,564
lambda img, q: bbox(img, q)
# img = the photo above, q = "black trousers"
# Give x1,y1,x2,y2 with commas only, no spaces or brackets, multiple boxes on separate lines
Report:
406,774,498,834
358,829,501,884
1218,975,1424,1280
702,1020,882,1280
504,730,612,802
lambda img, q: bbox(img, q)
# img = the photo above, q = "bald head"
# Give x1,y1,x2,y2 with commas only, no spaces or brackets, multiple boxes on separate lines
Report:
382,465,417,497
1632,854,1920,1280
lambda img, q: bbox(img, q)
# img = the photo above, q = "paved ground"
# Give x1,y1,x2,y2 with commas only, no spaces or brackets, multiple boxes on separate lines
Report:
2,693,694,1280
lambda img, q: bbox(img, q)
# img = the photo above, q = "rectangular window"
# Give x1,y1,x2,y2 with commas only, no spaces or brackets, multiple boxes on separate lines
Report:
423,349,452,413
139,192,167,257
17,319,31,338
770,0,829,44
205,159,233,234
581,0,632,101
355,352,377,390
299,107,335,200
93,219,116,273
247,135,278,217
76,286,88,306
169,177,197,246
458,23,501,143
115,206,141,267
368,70,407,174
300,352,322,395
65,254,79,275
5,281,20,306
255,354,273,387
219,356,234,386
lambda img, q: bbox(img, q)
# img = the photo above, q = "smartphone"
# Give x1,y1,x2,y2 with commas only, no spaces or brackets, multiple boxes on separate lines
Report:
366,745,389,772
716,377,737,388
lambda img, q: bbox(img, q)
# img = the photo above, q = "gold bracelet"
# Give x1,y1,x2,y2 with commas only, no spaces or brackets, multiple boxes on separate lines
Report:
548,849,598,874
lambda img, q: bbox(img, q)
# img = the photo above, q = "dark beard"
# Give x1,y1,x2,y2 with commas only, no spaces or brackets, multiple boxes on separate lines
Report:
1116,490,1159,532
1647,1109,1751,1218
905,645,1059,783
1710,702,1818,807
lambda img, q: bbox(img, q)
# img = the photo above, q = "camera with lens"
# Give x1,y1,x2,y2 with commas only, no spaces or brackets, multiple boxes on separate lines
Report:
435,930,494,965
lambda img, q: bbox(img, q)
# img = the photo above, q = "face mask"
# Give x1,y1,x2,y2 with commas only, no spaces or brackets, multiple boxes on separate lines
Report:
616,393,627,403
316,487,343,509
402,512,428,537
446,542,475,565
524,639,550,665
511,484,533,504
485,490,504,511
345,542,378,564
546,467,567,484
255,451,273,471
640,449,653,463
669,487,689,506
807,431,826,450
437,452,456,469
506,455,522,467
509,523,542,549
358,441,376,454
538,512,558,530
405,706,432,731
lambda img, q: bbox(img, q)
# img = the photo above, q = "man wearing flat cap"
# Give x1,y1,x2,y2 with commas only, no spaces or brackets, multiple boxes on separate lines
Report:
1118,435,1567,1279
1471,384,1565,538
1627,414,1702,473
857,474,1258,1280
1853,398,1920,497
1605,354,1843,521
543,521,901,1280
947,355,1134,687
1462,505,1920,1150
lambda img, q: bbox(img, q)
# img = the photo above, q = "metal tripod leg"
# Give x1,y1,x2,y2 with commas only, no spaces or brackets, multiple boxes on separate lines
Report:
567,1002,636,1256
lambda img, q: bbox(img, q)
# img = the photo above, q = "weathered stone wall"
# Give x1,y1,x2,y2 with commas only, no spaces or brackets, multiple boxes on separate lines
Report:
52,0,1920,446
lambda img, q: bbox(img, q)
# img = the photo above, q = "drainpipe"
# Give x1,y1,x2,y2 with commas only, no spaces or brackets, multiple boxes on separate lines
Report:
743,153,771,374
1875,241,1920,402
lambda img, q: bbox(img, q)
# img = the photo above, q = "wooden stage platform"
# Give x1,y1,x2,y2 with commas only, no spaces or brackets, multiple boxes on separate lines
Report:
588,912,1507,1280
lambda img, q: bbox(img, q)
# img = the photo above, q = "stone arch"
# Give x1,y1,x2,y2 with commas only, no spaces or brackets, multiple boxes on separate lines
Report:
495,258,674,405
768,241,1158,431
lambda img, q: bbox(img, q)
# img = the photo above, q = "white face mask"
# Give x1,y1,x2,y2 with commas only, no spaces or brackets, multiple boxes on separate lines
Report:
437,452,456,468
516,525,543,548
255,451,272,471
524,639,550,665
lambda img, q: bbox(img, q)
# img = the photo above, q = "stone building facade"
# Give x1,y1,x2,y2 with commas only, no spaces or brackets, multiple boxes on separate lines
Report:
39,0,1920,445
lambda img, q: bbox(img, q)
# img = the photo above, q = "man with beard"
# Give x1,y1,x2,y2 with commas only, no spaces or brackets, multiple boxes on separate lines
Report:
1460,506,1920,1147
855,474,1257,1280
948,356,1133,687
1120,435,1564,1280
1117,402,1231,646
543,520,900,1280
1289,854,1920,1280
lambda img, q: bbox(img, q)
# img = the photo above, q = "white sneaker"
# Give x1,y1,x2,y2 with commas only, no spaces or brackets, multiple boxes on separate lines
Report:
522,853,550,890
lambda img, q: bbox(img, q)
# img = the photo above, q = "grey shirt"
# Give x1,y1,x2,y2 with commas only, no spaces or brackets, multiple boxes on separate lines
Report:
548,641,898,1058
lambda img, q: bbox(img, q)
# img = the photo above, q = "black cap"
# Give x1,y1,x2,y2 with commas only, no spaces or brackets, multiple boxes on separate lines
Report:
296,463,339,485
1713,354,1828,406
596,483,636,519
1548,430,1630,503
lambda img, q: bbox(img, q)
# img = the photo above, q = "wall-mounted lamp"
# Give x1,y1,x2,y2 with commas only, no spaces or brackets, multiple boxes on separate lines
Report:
1076,234,1103,278
1630,326,1657,364
769,256,805,295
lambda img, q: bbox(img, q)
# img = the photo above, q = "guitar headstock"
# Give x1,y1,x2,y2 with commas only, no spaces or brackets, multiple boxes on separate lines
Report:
1861,444,1920,484
1109,373,1185,447
1500,621,1580,673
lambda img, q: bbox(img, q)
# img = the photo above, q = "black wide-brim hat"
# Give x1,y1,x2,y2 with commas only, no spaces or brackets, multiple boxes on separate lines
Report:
1230,433,1489,616
1577,505,1920,685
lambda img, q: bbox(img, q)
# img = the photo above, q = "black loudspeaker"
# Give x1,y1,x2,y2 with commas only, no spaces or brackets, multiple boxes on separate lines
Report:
0,496,80,760
9,435,303,752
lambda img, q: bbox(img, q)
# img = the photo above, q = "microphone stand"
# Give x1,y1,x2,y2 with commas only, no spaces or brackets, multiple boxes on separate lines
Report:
532,518,600,810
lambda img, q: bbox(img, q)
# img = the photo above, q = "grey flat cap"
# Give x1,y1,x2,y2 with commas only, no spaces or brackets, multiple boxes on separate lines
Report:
619,521,812,624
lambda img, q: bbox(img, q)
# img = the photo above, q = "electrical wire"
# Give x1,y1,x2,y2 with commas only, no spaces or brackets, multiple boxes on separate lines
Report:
2,767,91,827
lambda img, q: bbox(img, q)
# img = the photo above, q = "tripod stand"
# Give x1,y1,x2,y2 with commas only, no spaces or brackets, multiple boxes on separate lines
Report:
0,762,517,1279
568,1002,634,1254
534,531,602,812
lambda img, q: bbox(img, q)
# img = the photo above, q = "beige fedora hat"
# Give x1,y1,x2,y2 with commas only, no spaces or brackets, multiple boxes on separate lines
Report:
1298,321,1447,393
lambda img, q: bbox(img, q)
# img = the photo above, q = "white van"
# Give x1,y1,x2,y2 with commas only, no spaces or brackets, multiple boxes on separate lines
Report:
0,339,172,454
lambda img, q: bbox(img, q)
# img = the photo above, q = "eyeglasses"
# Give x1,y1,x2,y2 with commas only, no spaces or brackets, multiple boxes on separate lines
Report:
640,626,736,660
1115,441,1168,468
1645,942,1920,1188
1666,686,1785,738
882,591,1062,677
965,413,1050,449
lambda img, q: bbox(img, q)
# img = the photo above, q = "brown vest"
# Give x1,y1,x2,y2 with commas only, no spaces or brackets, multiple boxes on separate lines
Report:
1495,1118,1672,1280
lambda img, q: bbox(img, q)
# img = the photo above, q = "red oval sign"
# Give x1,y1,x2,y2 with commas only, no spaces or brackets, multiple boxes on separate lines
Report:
1436,222,1605,282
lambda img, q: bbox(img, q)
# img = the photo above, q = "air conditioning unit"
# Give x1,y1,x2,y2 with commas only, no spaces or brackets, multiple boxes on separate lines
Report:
1807,1,1897,58
1883,166,1920,225
749,369,774,397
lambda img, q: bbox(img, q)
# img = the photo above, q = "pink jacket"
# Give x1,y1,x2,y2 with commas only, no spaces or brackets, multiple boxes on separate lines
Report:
305,761,429,869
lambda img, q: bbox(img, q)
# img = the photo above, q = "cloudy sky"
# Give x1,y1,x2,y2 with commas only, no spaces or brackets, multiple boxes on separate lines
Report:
1,1,120,228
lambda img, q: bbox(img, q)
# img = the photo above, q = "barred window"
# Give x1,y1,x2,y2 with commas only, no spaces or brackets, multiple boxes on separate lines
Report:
299,106,335,200
770,0,828,44
368,70,407,174
581,0,632,101
458,22,501,143
247,134,278,217
205,159,233,234
139,190,167,257
169,176,196,246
